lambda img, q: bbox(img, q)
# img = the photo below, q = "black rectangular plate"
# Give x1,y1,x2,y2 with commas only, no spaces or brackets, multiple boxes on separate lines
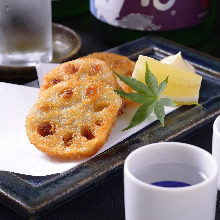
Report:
1,36,220,219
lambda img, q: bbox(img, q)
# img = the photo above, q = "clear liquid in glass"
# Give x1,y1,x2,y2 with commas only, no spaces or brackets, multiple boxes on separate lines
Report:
135,163,207,188
0,0,52,66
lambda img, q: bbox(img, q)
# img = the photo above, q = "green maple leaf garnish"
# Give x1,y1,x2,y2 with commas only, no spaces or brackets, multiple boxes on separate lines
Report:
113,61,176,130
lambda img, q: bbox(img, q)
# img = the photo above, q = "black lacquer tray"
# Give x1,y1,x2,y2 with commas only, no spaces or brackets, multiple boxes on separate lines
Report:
1,36,220,219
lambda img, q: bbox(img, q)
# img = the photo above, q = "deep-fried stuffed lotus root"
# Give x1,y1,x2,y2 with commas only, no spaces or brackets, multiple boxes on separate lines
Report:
26,79,125,159
39,57,119,96
86,52,135,94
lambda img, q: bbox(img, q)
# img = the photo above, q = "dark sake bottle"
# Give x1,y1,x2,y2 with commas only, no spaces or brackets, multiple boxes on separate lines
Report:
90,0,216,47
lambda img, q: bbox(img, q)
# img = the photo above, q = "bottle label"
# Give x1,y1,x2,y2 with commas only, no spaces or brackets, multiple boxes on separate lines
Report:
90,0,211,31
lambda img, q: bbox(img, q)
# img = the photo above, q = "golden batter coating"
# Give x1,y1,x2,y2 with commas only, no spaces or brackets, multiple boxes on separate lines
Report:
86,52,135,94
39,57,119,96
26,79,124,159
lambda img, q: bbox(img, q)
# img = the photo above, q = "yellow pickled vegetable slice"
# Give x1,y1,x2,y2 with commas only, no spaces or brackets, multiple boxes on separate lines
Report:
132,55,202,104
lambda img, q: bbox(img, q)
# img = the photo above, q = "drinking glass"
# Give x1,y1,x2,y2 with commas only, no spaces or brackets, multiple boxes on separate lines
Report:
0,0,52,66
124,142,218,220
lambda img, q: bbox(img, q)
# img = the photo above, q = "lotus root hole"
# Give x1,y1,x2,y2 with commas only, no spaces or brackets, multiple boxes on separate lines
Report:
81,127,95,140
95,119,103,126
70,64,79,73
91,64,101,74
61,89,73,99
63,63,79,74
39,105,51,112
63,132,74,146
50,78,61,85
85,86,97,97
37,122,54,137
93,103,109,112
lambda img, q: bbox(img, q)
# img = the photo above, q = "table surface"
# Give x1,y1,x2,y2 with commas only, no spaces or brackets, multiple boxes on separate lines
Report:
1,4,220,220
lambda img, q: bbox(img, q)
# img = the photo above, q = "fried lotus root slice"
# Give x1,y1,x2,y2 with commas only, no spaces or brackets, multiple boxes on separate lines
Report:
86,52,135,94
39,57,119,96
26,80,124,159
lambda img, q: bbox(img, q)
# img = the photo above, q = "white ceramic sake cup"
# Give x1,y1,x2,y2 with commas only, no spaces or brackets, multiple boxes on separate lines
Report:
212,115,220,190
124,142,218,220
